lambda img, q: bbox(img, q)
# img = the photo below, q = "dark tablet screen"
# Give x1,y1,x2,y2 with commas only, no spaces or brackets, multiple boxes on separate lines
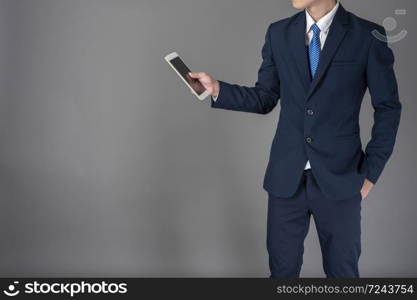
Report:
169,56,206,95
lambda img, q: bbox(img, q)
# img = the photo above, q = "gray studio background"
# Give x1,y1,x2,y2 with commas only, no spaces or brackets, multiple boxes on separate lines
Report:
0,0,415,277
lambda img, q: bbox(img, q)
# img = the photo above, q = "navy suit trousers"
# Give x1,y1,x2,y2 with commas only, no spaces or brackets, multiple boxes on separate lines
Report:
266,169,362,278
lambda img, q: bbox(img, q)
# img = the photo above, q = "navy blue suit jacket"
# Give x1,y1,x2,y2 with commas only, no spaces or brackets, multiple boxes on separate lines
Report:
211,4,401,200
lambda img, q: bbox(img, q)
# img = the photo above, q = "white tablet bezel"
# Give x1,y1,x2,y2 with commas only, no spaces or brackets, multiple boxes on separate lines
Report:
164,52,210,101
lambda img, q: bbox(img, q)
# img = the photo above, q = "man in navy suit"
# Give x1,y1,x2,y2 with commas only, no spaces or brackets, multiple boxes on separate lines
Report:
189,0,401,278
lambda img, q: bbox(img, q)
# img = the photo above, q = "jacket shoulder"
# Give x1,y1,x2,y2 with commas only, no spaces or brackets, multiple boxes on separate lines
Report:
348,11,386,39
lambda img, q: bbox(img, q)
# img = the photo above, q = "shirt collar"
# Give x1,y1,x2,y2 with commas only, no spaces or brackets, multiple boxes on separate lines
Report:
305,1,339,34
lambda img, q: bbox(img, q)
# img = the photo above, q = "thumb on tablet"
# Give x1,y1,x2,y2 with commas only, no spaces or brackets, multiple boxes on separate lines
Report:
188,72,200,78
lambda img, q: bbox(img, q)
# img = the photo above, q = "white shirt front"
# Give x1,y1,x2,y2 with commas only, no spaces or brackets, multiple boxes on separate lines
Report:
213,1,340,170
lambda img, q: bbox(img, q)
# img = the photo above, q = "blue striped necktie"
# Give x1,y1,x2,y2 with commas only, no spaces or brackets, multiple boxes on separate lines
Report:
309,23,321,78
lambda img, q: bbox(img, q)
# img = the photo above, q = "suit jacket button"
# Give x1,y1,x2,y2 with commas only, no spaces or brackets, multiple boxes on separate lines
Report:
307,109,314,116
306,137,312,143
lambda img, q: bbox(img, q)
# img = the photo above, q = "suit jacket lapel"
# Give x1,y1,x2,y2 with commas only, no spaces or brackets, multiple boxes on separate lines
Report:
306,4,351,101
289,11,310,93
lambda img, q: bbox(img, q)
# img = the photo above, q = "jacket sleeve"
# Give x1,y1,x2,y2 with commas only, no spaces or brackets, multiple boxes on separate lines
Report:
210,24,280,114
364,27,402,184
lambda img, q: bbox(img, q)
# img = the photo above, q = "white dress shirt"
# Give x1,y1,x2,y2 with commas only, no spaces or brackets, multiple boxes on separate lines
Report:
213,1,340,170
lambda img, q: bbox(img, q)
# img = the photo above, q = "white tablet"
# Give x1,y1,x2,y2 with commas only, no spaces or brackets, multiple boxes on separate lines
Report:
164,52,210,101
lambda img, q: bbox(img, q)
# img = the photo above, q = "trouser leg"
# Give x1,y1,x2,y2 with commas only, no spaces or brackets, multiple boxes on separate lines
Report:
307,171,362,278
267,174,311,278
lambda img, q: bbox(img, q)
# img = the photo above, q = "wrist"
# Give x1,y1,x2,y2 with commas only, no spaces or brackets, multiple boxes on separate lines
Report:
212,80,220,97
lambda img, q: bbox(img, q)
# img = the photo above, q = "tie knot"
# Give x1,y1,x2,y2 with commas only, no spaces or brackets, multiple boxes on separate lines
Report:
311,23,321,35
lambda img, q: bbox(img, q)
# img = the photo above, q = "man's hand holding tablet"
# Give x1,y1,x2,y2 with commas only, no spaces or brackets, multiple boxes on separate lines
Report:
164,52,219,101
187,72,220,99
